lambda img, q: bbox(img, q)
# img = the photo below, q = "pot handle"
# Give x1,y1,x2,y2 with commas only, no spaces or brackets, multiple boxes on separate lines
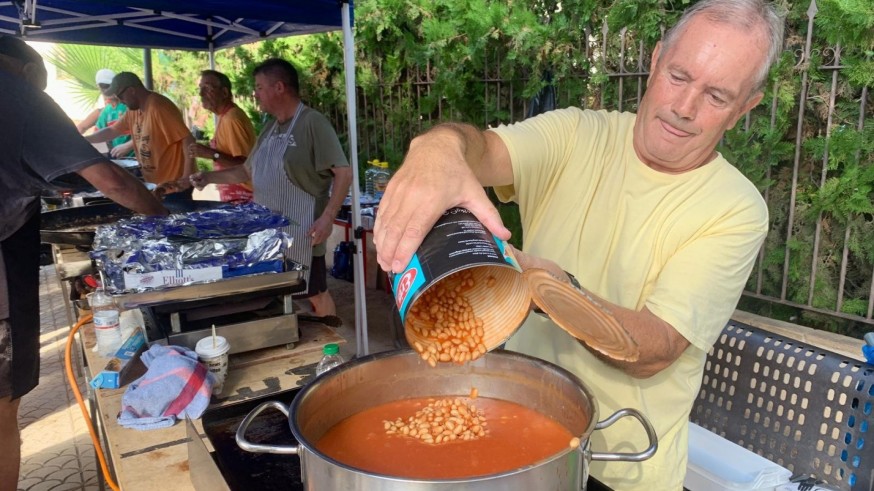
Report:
589,408,658,462
235,400,301,455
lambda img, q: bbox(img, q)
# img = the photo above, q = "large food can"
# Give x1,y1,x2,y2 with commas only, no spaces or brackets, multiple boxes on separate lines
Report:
391,207,641,365
390,208,532,353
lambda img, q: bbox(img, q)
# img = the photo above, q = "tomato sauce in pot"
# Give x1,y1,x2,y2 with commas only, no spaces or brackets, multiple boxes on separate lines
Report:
315,396,579,479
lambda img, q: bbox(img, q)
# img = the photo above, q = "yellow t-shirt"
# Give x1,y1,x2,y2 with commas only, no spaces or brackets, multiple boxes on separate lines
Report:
491,108,768,490
115,92,190,184
213,104,256,197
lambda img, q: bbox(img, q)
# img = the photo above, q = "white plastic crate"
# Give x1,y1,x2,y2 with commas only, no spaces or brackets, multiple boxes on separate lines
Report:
685,423,792,491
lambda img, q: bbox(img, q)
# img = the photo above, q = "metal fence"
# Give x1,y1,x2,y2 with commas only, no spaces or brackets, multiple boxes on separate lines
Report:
327,0,873,329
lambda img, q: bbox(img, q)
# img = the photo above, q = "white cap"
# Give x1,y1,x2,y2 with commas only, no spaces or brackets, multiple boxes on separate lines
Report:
95,68,115,85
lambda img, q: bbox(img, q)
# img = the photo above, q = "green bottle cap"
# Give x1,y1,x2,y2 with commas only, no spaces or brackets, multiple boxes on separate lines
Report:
323,343,339,355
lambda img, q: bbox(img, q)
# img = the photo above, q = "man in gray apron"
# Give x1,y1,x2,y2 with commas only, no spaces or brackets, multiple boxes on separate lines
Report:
190,58,352,322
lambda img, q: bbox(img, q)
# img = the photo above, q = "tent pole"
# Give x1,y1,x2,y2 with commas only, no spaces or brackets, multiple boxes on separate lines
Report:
209,26,217,129
341,1,369,357
143,49,153,90
208,20,215,70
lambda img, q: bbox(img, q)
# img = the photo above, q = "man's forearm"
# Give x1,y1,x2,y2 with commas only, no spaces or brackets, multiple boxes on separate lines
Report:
208,165,250,184
76,108,100,134
322,167,353,219
181,135,196,178
85,126,121,144
510,246,690,378
77,161,167,216
415,123,512,187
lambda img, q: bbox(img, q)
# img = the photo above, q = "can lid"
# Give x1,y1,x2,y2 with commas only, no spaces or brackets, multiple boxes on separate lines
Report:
323,343,340,355
523,269,639,362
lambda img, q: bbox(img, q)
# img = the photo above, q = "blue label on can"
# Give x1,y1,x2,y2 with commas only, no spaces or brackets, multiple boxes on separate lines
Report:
494,236,522,271
394,253,427,323
391,208,522,325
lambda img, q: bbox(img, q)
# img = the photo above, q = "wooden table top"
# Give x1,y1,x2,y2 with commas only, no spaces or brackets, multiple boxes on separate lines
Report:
79,317,343,490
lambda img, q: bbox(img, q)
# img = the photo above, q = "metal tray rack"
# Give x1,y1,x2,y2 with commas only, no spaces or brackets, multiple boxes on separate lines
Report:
119,270,305,353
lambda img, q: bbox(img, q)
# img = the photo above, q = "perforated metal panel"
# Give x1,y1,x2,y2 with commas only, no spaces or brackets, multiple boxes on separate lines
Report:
690,321,874,491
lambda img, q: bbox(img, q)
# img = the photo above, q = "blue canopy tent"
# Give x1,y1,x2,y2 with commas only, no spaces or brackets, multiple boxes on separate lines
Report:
0,0,371,356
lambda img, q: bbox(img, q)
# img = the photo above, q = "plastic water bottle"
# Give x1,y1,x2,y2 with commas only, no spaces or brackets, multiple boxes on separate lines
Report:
91,289,122,356
372,161,392,197
364,159,380,197
315,343,345,376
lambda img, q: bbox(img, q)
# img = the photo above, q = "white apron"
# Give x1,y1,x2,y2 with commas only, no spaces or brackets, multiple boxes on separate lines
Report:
251,104,315,288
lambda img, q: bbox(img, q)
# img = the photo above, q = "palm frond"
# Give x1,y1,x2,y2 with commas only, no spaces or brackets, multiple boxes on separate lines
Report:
44,44,142,109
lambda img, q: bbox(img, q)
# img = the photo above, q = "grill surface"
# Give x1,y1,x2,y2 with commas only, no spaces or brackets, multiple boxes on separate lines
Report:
203,388,304,491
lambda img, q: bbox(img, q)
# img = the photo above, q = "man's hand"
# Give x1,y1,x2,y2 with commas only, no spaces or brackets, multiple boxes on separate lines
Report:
188,171,210,190
109,140,134,158
506,245,573,285
153,178,191,199
373,125,511,273
308,214,334,245
77,161,167,216
188,142,213,160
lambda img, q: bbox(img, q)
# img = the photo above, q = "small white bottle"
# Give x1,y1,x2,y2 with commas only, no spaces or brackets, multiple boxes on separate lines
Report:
91,289,122,356
315,343,345,376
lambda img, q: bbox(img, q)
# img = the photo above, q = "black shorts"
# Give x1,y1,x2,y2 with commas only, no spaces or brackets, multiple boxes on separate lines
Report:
0,319,13,399
294,255,327,299
0,212,41,399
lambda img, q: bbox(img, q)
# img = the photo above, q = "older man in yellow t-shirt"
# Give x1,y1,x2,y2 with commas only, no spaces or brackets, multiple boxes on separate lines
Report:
188,69,256,203
372,1,785,489
86,72,195,193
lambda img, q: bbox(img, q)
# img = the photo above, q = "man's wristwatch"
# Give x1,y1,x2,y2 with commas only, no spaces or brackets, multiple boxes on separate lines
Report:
213,152,220,161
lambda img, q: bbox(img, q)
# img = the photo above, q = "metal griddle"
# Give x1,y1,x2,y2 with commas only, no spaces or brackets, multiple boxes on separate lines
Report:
40,200,227,246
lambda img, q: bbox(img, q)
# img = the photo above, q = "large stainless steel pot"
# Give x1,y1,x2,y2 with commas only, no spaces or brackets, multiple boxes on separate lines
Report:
236,349,657,490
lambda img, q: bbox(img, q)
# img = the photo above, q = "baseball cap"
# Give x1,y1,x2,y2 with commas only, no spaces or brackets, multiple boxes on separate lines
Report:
106,71,143,96
0,34,42,64
95,68,115,86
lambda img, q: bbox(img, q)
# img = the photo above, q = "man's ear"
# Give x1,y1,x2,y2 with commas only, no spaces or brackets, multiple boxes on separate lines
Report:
729,90,765,128
647,41,663,87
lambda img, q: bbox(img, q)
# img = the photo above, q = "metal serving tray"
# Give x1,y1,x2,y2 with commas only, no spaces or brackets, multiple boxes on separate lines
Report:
118,270,303,309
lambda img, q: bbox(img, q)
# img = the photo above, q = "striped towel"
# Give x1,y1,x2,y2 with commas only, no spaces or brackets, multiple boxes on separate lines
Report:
117,344,215,430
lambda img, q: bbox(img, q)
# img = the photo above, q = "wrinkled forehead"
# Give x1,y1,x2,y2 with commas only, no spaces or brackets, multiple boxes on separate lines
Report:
199,74,222,88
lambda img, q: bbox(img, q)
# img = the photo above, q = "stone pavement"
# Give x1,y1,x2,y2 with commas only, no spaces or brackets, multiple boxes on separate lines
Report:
17,265,102,491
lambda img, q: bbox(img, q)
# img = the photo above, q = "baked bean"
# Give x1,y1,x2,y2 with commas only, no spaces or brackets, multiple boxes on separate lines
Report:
383,395,489,446
407,269,488,367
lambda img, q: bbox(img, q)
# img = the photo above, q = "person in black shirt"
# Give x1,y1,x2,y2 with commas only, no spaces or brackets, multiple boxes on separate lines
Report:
0,35,167,489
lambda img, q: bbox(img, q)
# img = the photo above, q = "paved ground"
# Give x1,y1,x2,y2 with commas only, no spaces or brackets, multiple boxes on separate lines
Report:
17,237,398,490
17,265,102,491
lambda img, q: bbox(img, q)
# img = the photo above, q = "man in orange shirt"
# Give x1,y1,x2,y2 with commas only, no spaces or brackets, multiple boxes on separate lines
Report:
86,72,195,196
188,70,256,203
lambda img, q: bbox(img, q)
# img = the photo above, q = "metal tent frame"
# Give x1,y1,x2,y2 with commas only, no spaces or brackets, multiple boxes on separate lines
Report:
1,0,370,356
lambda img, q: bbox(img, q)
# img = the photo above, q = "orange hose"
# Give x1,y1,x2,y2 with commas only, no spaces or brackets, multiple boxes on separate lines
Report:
64,313,121,491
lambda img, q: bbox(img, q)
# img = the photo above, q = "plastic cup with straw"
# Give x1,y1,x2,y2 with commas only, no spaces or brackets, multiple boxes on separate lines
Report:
196,324,230,395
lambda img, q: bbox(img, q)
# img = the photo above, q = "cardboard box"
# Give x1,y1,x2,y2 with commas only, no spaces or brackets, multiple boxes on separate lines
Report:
89,327,148,390
123,266,223,291
685,422,792,491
